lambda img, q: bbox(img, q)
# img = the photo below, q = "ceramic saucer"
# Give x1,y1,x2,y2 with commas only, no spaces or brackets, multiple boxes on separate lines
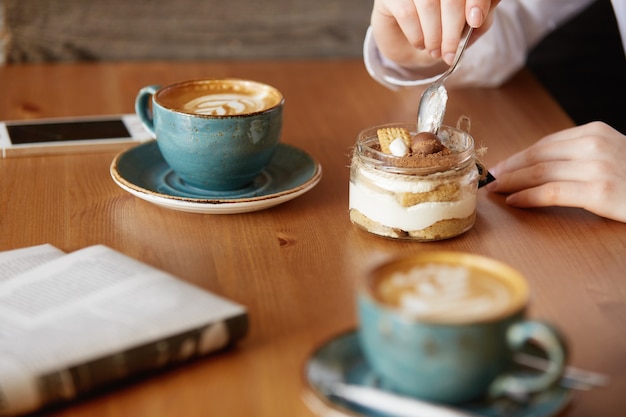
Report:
302,330,572,417
110,141,322,214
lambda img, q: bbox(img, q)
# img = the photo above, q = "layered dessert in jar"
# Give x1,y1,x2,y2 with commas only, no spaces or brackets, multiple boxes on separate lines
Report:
349,123,478,241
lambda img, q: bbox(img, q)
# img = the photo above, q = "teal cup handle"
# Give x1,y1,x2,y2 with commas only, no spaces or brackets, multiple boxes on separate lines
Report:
489,320,567,398
135,85,160,138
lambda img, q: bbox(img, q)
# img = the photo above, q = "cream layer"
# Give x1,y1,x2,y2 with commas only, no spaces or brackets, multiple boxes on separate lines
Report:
349,181,476,231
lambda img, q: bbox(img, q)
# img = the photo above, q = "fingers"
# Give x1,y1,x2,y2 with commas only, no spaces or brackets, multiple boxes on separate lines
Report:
370,0,429,66
504,182,592,210
417,0,444,58
487,122,626,222
491,161,588,194
491,123,622,180
385,0,424,49
505,179,626,223
490,134,604,180
489,136,614,195
423,0,478,63
466,0,492,27
371,0,496,66
440,0,467,62
489,157,618,208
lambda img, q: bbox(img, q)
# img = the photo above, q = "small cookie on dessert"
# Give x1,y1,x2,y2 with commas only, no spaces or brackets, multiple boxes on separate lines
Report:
377,127,412,154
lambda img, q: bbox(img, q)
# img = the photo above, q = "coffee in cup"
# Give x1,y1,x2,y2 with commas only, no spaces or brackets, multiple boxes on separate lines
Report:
358,252,567,404
135,78,284,191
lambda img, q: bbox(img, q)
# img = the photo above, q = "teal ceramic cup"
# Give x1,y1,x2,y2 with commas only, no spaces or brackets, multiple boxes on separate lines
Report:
358,252,567,404
135,78,284,191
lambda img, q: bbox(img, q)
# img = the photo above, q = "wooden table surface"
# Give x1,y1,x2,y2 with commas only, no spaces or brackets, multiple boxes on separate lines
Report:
1,59,625,417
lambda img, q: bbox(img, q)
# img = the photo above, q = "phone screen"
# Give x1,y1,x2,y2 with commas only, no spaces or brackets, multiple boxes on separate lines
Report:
7,120,132,144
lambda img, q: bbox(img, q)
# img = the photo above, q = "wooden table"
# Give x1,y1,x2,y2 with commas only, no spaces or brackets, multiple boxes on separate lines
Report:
1,59,624,417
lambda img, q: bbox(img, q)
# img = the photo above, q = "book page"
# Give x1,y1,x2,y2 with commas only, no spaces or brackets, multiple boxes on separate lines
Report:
0,245,247,416
0,244,65,283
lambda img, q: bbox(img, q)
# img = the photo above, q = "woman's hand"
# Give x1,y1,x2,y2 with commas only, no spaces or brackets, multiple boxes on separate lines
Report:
370,0,498,69
488,122,626,222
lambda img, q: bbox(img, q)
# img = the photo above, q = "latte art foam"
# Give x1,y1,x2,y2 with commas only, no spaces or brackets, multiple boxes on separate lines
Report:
184,93,270,116
375,263,515,322
156,79,282,117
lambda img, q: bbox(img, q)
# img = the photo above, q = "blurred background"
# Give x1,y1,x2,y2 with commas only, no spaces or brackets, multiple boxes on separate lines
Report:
0,0,371,64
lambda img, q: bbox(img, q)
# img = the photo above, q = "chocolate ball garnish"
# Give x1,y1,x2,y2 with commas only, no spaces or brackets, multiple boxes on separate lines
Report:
411,131,447,156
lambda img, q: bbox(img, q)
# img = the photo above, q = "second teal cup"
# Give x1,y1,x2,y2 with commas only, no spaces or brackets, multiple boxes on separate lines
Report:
358,252,567,404
135,78,284,191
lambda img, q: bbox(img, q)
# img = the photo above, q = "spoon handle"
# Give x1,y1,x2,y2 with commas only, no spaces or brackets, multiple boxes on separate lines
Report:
450,25,473,75
437,25,473,85
329,383,481,417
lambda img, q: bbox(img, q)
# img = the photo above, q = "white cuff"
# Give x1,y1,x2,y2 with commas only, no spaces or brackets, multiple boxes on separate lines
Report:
363,26,445,90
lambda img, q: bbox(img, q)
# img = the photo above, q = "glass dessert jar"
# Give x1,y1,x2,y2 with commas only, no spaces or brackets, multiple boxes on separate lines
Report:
349,123,479,241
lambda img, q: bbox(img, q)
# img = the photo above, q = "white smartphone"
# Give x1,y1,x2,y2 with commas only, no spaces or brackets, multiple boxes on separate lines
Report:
0,114,152,158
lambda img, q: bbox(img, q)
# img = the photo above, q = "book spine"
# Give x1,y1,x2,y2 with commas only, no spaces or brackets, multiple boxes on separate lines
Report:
35,314,248,410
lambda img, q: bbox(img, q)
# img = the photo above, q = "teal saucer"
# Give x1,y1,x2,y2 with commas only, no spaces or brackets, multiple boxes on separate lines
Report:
111,141,322,214
302,331,572,417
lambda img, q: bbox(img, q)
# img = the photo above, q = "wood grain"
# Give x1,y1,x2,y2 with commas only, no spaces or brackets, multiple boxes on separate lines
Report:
2,0,370,63
0,59,625,417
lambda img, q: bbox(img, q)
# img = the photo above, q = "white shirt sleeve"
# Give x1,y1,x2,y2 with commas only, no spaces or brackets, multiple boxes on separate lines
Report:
364,0,597,89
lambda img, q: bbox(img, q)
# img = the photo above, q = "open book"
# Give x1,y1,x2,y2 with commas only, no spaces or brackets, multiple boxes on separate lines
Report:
0,244,248,416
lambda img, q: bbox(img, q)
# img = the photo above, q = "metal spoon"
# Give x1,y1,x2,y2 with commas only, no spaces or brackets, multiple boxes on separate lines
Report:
327,383,481,417
417,25,473,134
